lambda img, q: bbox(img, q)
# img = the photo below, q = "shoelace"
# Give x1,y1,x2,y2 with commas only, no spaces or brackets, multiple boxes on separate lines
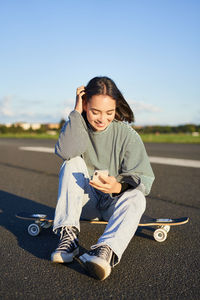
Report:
57,226,78,252
90,245,112,262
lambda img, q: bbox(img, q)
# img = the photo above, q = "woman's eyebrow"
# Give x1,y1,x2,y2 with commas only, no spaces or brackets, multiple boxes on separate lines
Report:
90,108,115,112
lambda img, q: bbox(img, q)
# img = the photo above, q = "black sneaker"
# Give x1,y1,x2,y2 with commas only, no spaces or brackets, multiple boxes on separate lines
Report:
79,245,113,280
51,226,79,263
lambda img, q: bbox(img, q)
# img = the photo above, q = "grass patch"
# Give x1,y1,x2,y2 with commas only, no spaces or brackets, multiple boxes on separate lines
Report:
0,133,59,139
140,133,200,143
0,133,200,143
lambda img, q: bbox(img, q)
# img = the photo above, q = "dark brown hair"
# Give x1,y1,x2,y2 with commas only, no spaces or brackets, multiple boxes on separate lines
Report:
84,76,134,123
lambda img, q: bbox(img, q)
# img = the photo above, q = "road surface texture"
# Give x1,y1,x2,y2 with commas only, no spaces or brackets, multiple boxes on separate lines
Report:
0,138,199,300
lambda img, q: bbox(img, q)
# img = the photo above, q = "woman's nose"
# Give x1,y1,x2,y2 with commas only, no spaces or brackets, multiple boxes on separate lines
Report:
98,114,106,122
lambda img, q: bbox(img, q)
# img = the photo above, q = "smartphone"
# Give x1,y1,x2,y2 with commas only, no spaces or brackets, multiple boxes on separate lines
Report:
92,170,109,184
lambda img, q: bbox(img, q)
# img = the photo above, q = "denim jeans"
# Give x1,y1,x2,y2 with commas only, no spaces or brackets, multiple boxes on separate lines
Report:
53,156,146,266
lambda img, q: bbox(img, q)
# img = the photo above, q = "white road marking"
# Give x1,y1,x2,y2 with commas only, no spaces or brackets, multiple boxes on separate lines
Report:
19,146,200,168
149,156,200,168
19,146,54,153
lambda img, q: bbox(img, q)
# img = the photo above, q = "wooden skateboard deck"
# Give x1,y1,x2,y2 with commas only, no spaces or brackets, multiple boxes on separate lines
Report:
16,212,189,242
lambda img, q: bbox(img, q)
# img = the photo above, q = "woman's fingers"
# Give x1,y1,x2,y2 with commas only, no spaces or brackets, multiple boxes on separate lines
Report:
76,86,85,95
75,86,86,113
90,175,121,194
89,180,111,191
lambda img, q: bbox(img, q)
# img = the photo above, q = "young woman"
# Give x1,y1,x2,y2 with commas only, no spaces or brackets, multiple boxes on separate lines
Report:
51,76,155,280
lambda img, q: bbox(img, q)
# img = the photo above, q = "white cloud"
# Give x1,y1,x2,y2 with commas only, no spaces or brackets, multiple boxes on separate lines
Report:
0,96,164,125
0,95,14,117
129,100,162,113
59,100,161,121
0,95,57,123
0,94,64,123
61,106,73,120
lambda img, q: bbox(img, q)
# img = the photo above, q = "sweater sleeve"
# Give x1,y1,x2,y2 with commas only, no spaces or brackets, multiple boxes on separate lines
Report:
55,110,90,160
116,131,155,196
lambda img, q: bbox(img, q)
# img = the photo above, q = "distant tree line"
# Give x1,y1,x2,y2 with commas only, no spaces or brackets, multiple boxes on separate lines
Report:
0,121,199,134
134,124,200,134
0,124,47,134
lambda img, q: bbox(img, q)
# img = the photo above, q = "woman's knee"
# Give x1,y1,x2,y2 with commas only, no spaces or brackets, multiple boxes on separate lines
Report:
124,189,146,214
65,156,85,166
137,190,146,213
61,156,87,172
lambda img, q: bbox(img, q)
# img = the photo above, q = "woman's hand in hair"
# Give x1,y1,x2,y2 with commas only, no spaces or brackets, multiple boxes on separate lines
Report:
90,175,122,194
75,86,86,114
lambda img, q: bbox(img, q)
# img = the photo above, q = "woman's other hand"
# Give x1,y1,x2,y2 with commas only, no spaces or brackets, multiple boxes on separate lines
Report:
90,174,122,194
75,86,86,114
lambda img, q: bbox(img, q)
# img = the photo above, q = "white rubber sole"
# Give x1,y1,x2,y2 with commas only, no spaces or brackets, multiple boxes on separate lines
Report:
51,248,79,263
79,254,111,280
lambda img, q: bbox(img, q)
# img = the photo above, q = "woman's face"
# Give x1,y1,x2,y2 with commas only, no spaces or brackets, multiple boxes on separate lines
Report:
83,95,116,131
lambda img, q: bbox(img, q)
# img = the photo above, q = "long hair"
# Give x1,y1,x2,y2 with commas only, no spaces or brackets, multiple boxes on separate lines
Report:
83,76,134,123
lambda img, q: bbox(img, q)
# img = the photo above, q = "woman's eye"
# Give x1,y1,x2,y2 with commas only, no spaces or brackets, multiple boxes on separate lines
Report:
92,111,98,115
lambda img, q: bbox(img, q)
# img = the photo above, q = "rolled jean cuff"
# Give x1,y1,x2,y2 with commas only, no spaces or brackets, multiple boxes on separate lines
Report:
53,222,80,234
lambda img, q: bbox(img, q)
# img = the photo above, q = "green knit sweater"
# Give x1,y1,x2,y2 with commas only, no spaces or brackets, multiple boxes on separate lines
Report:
55,110,155,196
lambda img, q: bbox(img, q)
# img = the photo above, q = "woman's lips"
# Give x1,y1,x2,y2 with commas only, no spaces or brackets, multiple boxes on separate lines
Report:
95,122,105,127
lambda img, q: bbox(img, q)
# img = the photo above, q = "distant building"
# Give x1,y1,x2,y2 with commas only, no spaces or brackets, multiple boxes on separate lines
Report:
2,122,59,131
14,122,31,130
5,123,12,128
31,123,41,130
45,123,60,130
14,122,41,130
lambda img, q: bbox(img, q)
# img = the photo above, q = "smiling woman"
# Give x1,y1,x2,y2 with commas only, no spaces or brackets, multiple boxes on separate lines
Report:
83,94,116,131
52,76,155,281
83,76,134,124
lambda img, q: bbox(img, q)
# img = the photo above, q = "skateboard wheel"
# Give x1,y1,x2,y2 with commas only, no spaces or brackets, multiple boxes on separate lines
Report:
153,228,167,242
28,223,41,236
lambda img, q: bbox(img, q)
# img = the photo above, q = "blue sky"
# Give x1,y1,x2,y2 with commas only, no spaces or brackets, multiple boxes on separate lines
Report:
0,0,199,125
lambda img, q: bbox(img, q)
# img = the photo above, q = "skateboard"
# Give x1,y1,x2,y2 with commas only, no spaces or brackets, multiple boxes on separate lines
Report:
15,212,189,242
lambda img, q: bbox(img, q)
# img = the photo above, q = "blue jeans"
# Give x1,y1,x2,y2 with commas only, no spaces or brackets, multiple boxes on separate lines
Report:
53,157,146,266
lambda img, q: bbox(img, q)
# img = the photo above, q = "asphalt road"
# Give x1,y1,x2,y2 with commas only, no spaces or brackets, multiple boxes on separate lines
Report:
0,138,199,300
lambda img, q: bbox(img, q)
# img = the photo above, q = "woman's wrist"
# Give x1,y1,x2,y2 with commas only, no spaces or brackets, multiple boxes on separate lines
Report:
74,106,82,114
114,182,122,194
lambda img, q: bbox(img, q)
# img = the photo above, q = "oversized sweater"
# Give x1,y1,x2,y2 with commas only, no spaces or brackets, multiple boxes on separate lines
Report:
55,110,155,196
